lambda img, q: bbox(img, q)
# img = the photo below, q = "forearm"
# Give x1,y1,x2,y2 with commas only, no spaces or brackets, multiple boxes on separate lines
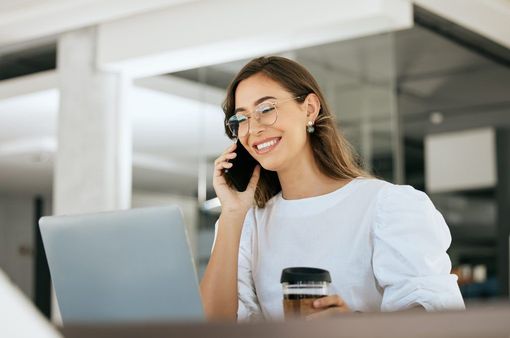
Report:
199,211,247,321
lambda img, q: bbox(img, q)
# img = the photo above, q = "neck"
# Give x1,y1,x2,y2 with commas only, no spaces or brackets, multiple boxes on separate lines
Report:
277,145,351,200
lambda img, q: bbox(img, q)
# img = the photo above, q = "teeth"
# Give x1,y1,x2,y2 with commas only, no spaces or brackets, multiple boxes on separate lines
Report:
256,139,279,150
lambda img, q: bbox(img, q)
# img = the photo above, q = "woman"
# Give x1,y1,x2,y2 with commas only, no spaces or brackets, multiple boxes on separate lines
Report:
200,56,465,321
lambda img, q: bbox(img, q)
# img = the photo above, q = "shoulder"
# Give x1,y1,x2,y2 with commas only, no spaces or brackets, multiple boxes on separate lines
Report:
352,177,391,193
372,181,449,240
336,178,437,221
375,181,436,217
345,177,394,205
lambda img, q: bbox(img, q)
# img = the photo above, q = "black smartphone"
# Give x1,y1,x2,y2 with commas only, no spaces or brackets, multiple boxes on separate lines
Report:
224,140,258,192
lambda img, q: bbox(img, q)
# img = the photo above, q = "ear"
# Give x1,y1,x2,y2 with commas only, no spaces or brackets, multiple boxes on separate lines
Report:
304,93,321,122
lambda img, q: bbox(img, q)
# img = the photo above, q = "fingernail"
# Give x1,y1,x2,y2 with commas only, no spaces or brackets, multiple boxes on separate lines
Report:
314,300,320,307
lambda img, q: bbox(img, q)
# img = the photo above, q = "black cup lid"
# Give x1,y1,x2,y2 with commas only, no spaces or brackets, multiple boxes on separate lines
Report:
280,267,331,284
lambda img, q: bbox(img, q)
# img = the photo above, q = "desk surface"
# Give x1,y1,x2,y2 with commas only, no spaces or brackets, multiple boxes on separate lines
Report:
61,303,510,338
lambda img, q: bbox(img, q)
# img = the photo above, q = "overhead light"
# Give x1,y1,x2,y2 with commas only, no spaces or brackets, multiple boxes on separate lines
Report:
429,111,444,125
201,197,221,213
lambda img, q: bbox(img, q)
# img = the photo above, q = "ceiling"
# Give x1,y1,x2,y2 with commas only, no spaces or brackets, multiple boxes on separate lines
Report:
0,0,197,47
0,74,230,196
0,23,509,198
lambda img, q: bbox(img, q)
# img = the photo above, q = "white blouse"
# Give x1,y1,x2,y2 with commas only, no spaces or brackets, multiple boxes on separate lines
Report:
215,178,465,321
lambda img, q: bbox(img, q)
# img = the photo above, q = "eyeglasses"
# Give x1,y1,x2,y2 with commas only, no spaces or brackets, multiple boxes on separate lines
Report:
226,95,304,138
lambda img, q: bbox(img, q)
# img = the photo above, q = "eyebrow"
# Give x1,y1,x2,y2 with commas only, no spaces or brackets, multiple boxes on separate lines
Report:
234,96,276,114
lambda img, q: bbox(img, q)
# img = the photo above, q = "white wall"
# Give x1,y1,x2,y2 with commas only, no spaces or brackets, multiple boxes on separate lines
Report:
0,194,35,299
0,193,52,301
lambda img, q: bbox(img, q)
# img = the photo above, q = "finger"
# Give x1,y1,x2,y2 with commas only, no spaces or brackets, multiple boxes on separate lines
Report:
226,152,237,159
222,142,237,156
306,307,347,320
213,159,232,176
313,295,345,309
214,144,236,165
220,154,236,170
225,142,237,155
214,161,233,177
245,165,261,191
214,152,237,166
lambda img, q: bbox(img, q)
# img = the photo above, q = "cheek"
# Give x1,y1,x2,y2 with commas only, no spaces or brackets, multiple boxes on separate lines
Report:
276,118,307,148
277,108,307,133
288,130,308,153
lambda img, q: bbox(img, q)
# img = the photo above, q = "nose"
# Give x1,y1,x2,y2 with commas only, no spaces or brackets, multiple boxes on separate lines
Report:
249,117,266,135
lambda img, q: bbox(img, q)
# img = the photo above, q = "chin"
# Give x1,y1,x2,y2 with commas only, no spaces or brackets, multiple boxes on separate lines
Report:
258,158,282,172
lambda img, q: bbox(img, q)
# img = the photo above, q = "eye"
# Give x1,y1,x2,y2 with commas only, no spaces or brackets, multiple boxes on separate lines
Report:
256,103,275,114
234,114,249,123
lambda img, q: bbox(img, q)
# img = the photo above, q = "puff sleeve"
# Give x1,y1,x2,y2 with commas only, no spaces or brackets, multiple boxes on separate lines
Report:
372,184,465,312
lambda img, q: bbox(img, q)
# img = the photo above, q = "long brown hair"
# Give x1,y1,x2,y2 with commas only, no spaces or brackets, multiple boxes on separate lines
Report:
222,56,369,208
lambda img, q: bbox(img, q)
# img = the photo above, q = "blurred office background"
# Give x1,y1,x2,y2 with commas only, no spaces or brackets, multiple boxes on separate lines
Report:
0,0,509,321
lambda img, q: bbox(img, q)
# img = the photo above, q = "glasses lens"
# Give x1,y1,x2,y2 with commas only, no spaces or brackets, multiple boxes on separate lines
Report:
227,114,248,137
255,102,277,126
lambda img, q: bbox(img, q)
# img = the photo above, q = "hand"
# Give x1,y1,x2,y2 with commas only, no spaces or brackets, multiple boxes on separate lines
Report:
213,142,261,214
306,295,351,320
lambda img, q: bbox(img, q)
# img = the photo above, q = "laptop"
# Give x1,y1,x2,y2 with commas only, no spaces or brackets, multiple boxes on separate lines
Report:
39,206,204,324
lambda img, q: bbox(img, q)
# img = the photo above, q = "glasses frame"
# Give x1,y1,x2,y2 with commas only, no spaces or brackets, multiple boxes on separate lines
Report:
226,95,305,138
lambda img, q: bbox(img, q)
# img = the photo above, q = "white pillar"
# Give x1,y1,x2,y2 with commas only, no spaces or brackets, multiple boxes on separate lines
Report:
55,26,132,215
52,26,132,323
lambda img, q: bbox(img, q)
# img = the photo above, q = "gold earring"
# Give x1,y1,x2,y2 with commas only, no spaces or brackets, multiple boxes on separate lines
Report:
307,121,315,133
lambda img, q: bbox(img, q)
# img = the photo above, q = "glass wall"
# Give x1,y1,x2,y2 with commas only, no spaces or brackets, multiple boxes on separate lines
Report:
131,15,510,302
296,33,400,183
396,22,510,299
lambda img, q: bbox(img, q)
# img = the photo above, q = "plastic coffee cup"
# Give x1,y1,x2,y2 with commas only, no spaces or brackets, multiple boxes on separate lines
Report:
280,267,332,318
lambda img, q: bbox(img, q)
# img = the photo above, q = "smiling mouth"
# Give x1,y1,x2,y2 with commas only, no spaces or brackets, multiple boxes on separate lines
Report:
254,137,281,154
